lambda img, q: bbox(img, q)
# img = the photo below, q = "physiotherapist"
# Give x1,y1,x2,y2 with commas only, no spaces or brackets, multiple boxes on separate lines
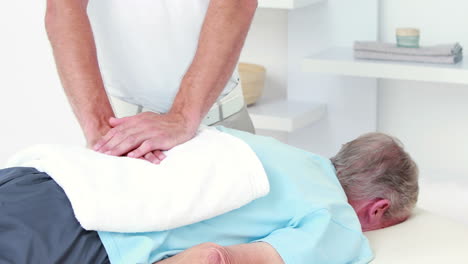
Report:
45,0,257,163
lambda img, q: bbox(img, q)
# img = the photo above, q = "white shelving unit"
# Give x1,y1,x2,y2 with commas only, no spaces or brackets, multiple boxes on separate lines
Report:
303,47,468,84
258,0,323,9
242,0,378,153
245,1,328,133
248,99,326,132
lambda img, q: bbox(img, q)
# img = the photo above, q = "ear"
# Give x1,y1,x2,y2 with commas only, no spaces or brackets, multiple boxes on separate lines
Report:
365,199,390,230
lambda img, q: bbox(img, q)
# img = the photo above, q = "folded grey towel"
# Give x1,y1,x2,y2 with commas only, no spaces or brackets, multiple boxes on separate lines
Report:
354,41,463,56
355,50,463,64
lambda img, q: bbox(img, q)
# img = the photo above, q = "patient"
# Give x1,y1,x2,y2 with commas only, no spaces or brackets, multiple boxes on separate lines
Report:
0,130,418,264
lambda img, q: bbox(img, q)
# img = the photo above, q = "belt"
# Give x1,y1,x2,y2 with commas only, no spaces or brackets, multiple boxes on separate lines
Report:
202,84,245,125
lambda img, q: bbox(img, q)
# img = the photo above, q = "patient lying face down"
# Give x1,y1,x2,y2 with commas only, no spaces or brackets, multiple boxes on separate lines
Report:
157,132,419,264
0,130,419,264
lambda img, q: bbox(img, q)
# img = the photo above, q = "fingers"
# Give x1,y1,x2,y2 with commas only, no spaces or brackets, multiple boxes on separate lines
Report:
93,116,139,150
143,152,160,164
105,134,142,157
95,127,141,155
93,112,185,161
127,140,169,159
94,114,152,154
138,150,166,164
93,128,117,151
127,140,154,159
152,150,167,162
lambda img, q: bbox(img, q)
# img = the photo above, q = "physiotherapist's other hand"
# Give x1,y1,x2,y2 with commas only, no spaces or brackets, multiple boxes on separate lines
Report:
92,112,198,163
136,149,167,165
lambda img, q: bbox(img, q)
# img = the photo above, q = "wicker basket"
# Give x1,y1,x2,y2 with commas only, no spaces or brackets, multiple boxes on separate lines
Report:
238,63,266,106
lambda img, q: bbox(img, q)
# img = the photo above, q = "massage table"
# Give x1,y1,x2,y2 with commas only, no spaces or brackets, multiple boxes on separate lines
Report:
365,208,468,263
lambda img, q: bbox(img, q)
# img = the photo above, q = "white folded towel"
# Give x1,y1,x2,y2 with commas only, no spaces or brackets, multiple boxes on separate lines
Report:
6,127,269,233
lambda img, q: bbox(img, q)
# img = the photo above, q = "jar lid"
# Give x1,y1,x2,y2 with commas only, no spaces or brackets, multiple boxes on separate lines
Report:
396,28,420,36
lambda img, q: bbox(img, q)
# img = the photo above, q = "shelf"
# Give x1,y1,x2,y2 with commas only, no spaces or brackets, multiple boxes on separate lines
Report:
258,0,323,9
247,99,326,132
302,47,468,85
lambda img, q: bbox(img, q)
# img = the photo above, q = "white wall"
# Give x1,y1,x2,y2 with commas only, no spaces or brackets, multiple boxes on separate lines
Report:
287,0,378,157
0,1,85,166
379,0,468,224
240,9,289,102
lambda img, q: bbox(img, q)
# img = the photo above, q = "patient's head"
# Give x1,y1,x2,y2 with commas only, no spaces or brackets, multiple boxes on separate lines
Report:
331,132,419,232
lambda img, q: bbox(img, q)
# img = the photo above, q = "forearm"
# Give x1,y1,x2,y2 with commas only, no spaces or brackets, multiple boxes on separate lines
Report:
155,242,284,264
170,0,257,130
224,242,284,264
45,0,114,146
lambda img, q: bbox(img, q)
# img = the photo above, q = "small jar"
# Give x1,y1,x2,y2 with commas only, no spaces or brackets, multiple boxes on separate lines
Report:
396,28,420,48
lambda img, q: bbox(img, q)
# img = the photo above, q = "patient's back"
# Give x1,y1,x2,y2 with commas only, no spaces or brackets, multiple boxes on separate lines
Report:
98,128,373,264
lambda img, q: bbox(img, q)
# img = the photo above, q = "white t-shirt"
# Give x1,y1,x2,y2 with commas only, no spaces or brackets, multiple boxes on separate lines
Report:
87,0,239,113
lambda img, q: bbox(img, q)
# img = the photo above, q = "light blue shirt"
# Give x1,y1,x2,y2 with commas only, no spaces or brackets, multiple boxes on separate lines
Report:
98,128,374,264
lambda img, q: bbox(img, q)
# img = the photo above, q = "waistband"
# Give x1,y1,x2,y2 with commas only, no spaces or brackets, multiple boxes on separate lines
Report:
202,83,245,125
109,83,245,125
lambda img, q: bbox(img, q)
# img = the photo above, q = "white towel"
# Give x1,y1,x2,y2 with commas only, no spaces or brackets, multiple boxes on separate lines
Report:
6,127,269,233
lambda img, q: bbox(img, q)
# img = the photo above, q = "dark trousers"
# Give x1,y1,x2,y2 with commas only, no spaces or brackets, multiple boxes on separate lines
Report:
0,167,109,264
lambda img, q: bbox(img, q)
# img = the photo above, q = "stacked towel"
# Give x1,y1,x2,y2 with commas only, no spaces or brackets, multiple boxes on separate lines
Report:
354,41,463,64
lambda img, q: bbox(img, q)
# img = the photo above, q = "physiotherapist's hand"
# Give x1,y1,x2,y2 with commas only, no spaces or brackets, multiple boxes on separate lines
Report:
86,125,113,150
136,150,167,165
92,112,198,163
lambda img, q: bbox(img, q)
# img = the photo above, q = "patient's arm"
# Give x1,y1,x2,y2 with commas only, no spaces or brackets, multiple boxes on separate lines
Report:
155,242,284,264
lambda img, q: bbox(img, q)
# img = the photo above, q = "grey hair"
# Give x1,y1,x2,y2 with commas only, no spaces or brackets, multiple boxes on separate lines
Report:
331,132,419,221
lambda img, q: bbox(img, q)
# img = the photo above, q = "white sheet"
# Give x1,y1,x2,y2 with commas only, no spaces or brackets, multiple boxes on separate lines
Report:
6,127,269,233
365,208,468,263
